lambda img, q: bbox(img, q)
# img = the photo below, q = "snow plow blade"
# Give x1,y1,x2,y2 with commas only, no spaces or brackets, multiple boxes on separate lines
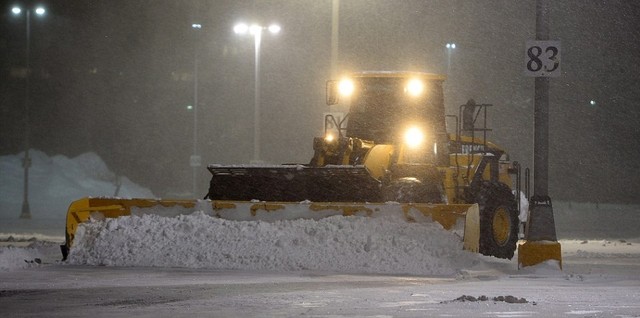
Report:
61,197,480,260
206,165,383,202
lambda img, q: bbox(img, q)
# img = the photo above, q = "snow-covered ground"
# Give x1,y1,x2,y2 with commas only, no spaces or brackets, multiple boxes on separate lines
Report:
1,150,639,317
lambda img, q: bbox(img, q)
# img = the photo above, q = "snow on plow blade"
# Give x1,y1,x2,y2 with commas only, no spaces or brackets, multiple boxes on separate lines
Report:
61,197,480,260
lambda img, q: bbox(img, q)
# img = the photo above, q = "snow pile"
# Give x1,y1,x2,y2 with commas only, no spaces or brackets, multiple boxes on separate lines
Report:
0,239,64,271
0,150,154,220
68,211,480,276
0,245,46,271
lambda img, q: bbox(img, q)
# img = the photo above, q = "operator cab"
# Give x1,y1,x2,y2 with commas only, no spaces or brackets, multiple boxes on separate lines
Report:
327,72,448,144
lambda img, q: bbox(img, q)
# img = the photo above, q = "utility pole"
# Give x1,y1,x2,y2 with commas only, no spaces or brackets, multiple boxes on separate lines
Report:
12,6,47,219
20,9,32,219
533,0,550,199
518,0,562,269
330,0,339,79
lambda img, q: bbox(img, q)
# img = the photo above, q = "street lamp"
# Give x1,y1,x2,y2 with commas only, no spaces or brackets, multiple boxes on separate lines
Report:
331,0,340,79
12,5,46,219
190,23,202,197
233,22,281,164
445,42,456,75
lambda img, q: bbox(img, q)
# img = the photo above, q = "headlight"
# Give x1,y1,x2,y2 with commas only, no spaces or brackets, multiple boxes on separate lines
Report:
338,79,355,96
404,126,425,149
324,132,335,143
405,79,424,97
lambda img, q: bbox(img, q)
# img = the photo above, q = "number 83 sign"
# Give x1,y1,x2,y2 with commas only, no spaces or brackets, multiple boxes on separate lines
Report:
524,40,561,77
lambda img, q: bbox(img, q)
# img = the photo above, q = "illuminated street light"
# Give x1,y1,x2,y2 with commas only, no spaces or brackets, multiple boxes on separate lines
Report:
233,22,281,163
233,23,248,34
267,24,281,34
445,42,456,74
190,22,202,197
11,5,46,219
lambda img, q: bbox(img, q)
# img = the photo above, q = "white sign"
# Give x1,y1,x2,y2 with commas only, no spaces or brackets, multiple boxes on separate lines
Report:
524,41,561,77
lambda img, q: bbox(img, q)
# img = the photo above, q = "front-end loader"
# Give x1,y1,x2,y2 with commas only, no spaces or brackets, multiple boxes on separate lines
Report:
62,71,521,261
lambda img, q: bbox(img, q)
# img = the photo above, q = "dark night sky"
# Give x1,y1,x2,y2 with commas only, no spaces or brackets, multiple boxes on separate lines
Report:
1,0,639,203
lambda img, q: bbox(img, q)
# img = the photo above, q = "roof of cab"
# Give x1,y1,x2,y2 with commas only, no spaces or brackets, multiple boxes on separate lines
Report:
349,71,446,81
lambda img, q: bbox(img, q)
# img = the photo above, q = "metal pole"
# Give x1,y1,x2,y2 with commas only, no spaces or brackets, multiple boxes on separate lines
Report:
533,0,549,197
330,0,340,78
447,47,451,75
253,29,262,163
444,43,455,75
20,9,32,219
518,0,561,265
193,31,199,197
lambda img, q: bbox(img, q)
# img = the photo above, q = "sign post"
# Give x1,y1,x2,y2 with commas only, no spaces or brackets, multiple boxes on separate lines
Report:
525,41,561,77
518,0,563,270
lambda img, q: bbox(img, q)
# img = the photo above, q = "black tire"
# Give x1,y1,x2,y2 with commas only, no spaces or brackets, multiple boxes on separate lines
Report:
382,177,443,203
474,181,519,259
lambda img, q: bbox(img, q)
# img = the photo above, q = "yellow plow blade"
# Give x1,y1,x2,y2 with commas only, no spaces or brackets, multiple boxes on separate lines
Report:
62,197,480,259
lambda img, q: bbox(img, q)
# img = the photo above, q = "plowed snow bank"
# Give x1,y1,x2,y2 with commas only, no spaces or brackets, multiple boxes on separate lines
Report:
69,211,480,276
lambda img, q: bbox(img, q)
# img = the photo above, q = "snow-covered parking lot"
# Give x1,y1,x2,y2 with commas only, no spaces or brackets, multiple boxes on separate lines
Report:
1,152,639,317
1,238,639,317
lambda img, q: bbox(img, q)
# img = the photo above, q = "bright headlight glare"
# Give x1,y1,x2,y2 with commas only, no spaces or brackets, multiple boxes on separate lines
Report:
406,79,424,96
233,23,248,34
324,133,335,142
404,127,424,148
338,79,354,96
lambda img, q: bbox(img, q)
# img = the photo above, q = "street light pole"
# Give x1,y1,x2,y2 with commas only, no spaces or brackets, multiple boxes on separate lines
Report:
253,26,262,164
12,6,45,219
445,43,456,75
191,23,202,198
21,8,32,219
331,0,340,79
234,23,280,164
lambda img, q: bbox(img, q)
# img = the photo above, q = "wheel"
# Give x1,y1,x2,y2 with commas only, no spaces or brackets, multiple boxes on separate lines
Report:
474,181,519,259
382,177,443,203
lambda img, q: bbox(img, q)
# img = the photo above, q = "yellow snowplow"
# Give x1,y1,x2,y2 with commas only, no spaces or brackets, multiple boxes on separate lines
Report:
62,197,482,260
62,72,524,262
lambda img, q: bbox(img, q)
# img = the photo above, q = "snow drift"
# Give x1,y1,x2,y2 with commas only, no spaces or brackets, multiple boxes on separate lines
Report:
0,150,154,220
68,211,480,276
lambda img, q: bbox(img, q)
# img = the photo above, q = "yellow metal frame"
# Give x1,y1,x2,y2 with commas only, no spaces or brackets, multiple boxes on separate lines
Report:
349,71,446,81
518,240,563,269
65,198,197,248
64,197,481,256
363,144,394,180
